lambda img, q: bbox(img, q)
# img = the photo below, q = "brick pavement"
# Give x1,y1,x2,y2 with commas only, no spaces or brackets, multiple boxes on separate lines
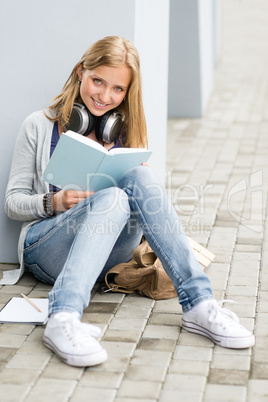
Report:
1,0,268,400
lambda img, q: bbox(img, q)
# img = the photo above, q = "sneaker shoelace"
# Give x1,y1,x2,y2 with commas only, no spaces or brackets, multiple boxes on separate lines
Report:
207,299,240,328
56,314,100,347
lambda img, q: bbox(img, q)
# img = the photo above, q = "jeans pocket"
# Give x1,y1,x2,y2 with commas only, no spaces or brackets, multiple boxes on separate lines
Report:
25,263,55,285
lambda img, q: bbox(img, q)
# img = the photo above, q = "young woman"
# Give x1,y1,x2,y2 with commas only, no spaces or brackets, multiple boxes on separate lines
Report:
4,36,255,367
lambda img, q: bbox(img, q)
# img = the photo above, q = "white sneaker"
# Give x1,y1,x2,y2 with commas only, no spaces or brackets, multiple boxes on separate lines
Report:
43,312,108,366
182,299,255,349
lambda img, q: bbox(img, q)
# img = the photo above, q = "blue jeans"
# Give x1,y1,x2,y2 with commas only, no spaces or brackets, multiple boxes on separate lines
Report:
24,166,213,315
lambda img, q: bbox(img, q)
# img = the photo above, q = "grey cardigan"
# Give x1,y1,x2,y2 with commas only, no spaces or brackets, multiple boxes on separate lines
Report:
2,110,54,284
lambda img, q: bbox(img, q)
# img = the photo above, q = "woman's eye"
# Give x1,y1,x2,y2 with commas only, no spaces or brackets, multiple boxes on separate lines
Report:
93,78,102,85
115,87,123,92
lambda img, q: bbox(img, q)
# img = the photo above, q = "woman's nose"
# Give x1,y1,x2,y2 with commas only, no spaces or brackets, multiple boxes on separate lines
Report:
99,87,111,103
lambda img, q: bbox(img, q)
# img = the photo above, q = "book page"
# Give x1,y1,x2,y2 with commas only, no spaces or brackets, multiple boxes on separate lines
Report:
64,131,108,153
109,147,151,155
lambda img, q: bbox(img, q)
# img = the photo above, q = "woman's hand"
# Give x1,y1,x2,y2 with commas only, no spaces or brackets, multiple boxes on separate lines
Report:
52,190,94,212
141,162,150,167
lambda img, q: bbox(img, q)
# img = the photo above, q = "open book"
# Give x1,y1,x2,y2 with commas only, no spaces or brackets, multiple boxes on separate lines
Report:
42,131,152,192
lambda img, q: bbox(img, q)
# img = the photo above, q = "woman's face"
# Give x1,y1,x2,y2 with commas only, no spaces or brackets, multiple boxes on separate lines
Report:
77,65,131,117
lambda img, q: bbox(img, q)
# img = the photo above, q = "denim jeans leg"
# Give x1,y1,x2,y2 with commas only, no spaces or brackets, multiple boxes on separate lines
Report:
118,166,213,312
24,198,95,284
48,187,134,316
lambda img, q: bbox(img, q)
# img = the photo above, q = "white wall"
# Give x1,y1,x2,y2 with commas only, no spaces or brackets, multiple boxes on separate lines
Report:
134,0,170,182
168,0,218,117
0,0,170,263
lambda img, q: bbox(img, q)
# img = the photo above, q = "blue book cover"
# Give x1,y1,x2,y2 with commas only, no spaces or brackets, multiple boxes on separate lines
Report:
42,131,152,192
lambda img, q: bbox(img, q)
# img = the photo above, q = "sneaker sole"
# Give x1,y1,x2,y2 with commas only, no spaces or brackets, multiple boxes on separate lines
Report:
182,318,255,349
43,336,108,367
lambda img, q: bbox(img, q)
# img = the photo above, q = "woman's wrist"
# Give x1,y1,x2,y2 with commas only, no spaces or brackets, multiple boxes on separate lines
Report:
43,192,56,216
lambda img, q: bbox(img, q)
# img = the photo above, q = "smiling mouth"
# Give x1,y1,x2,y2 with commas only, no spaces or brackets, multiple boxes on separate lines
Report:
92,98,108,108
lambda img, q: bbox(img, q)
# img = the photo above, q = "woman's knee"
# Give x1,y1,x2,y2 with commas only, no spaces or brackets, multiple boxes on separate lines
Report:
90,187,131,216
119,166,163,198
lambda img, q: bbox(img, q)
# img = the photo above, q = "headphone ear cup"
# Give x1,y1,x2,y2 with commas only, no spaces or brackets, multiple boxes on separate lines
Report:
65,103,96,136
95,112,111,142
95,111,123,144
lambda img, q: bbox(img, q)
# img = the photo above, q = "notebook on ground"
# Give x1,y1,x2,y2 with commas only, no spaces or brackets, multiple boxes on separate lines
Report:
0,297,49,325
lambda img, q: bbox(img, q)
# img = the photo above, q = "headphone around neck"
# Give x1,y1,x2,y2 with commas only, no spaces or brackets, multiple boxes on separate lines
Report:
65,103,123,144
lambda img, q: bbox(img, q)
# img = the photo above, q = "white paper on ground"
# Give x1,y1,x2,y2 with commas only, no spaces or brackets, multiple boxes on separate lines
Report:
0,297,49,325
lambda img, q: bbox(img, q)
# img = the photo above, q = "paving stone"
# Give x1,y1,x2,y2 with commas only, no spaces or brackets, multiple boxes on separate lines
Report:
255,336,268,350
16,340,52,356
255,313,268,336
115,305,152,318
115,399,156,402
17,272,37,287
0,347,17,362
79,370,123,388
178,332,214,347
0,285,33,294
0,323,35,335
253,350,268,364
153,298,180,313
42,362,83,380
81,312,113,324
226,285,258,297
138,338,177,352
0,383,31,402
142,324,180,340
159,389,202,402
109,317,147,332
100,341,136,357
148,313,180,326
163,373,206,392
125,364,167,382
247,379,268,402
211,354,251,371
204,384,247,401
0,333,27,348
27,290,50,298
117,379,162,399
173,345,212,362
229,275,259,287
0,367,41,384
26,327,45,342
86,355,130,373
6,353,50,370
121,295,155,308
91,292,125,303
84,302,119,314
251,363,268,380
258,300,268,313
103,329,142,343
130,349,172,367
25,378,77,402
213,345,252,356
0,293,20,305
168,359,210,376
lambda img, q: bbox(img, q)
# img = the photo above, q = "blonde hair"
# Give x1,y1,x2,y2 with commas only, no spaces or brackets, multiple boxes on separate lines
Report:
46,36,148,148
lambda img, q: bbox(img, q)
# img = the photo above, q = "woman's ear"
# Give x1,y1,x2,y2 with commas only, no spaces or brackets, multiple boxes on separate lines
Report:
77,64,83,81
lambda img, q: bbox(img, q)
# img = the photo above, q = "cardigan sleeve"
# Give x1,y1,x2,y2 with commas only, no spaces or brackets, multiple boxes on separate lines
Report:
5,114,50,221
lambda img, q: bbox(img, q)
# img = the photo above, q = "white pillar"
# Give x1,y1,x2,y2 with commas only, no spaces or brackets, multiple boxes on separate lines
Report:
0,0,170,263
168,0,217,117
